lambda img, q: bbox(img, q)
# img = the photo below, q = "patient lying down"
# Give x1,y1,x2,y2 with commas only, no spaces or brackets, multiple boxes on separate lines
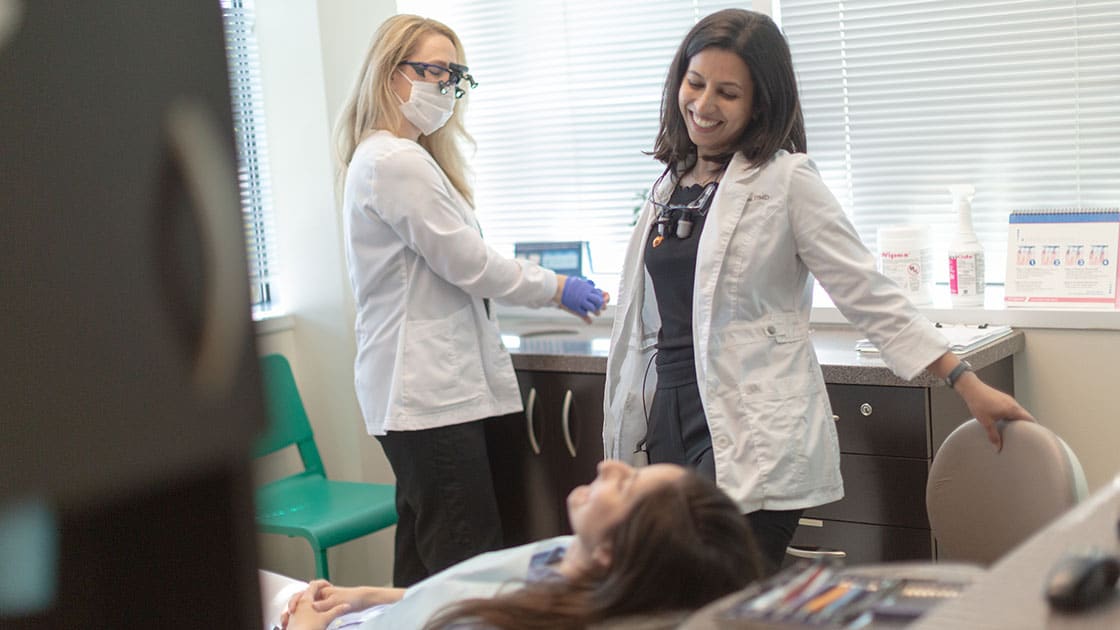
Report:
275,461,764,630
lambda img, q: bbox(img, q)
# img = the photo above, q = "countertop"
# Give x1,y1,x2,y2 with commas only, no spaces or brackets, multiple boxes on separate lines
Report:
912,474,1120,629
503,324,1024,387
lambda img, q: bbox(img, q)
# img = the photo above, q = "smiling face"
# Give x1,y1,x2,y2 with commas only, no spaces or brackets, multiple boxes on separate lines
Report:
678,47,755,158
567,461,686,551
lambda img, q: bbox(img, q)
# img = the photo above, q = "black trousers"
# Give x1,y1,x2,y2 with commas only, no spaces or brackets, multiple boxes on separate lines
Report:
646,359,802,575
377,418,503,587
746,507,804,576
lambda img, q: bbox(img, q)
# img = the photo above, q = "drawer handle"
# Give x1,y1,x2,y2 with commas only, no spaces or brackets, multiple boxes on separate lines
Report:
786,546,847,560
798,517,824,527
561,389,576,458
526,387,541,455
859,403,873,417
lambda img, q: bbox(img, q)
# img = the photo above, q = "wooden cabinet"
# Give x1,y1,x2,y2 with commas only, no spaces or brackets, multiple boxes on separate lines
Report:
486,370,604,546
787,358,1015,564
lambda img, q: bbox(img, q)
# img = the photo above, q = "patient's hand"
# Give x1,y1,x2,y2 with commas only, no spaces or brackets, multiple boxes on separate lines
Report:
282,581,406,628
310,584,404,611
281,580,350,630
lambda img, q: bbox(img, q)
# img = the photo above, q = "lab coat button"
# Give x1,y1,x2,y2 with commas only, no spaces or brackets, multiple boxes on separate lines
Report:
714,435,731,449
765,325,777,335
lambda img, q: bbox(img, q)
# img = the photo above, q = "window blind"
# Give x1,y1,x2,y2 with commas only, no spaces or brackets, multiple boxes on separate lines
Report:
220,0,278,312
396,1,731,290
779,0,1120,282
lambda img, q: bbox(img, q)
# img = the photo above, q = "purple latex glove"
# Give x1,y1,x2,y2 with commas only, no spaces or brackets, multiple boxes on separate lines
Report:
560,277,604,316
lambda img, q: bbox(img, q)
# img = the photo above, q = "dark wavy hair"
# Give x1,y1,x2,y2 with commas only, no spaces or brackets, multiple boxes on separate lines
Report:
653,9,806,168
423,470,764,629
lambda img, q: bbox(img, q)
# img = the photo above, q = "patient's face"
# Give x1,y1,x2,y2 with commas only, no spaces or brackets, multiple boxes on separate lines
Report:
567,461,685,549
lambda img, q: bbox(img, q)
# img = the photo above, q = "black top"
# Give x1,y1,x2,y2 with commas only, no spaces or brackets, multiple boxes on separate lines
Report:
644,183,717,366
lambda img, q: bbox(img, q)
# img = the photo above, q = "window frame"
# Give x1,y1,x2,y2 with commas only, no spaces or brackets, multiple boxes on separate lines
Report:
220,0,278,315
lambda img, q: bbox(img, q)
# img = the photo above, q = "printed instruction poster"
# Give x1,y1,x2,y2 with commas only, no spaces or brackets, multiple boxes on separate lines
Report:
1004,212,1120,308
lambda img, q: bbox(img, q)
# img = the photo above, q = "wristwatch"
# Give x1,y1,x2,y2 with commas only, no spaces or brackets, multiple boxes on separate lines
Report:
945,360,974,389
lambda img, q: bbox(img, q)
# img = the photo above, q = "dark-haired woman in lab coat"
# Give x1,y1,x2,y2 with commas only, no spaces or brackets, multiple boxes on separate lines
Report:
605,9,1033,573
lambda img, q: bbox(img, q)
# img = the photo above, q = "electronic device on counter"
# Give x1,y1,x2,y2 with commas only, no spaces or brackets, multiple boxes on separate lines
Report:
514,241,591,277
1044,550,1120,612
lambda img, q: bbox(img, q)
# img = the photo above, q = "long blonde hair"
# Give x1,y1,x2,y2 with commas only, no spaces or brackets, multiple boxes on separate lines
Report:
332,14,474,206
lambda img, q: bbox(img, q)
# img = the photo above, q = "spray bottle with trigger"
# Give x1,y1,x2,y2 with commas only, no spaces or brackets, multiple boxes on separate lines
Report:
947,184,985,307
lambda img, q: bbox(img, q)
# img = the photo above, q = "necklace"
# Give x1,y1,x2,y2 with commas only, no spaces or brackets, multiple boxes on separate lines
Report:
686,163,727,187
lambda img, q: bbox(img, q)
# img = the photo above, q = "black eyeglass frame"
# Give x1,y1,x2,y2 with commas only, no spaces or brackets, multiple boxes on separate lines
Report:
398,60,478,99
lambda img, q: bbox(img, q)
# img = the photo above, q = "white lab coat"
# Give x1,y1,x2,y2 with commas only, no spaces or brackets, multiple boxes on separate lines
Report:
604,150,949,513
343,131,558,436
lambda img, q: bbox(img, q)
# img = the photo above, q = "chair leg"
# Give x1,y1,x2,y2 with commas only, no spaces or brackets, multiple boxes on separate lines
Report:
314,547,330,581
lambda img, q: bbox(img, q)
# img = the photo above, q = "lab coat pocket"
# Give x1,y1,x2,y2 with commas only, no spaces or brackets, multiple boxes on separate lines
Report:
739,373,816,489
711,316,811,391
400,305,477,409
714,315,809,349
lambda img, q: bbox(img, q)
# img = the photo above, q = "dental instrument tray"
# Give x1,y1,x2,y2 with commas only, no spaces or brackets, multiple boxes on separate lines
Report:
718,559,972,628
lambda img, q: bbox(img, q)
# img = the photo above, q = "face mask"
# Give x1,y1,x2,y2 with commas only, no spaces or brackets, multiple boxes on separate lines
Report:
396,70,456,136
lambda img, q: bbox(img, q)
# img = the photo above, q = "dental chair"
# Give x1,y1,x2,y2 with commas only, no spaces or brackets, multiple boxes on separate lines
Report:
925,418,1088,566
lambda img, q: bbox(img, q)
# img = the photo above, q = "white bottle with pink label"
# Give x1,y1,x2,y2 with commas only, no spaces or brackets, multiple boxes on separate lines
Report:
947,184,985,307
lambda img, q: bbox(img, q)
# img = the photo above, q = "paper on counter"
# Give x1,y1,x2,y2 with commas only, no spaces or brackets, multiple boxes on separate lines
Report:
856,324,1012,354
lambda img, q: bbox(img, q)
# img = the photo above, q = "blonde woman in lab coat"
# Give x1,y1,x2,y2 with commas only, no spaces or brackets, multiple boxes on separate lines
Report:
333,14,605,587
604,8,1033,573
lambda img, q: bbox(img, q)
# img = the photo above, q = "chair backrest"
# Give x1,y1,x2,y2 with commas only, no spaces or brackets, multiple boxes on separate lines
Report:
926,419,1088,566
255,354,326,477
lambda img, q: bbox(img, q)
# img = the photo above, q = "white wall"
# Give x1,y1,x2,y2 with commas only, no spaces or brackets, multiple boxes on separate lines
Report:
1012,329,1120,491
252,0,398,587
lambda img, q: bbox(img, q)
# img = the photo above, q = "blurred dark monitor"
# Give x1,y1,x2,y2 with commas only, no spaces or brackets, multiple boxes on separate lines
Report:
1,1,265,627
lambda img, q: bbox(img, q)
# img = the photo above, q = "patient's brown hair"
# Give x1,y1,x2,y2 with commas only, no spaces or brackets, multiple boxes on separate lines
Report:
424,470,764,629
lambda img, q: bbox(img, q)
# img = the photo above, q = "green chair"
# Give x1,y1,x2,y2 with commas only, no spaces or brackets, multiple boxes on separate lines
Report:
254,354,397,580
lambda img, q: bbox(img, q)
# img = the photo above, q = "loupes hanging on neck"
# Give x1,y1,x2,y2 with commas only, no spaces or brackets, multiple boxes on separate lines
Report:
650,181,718,248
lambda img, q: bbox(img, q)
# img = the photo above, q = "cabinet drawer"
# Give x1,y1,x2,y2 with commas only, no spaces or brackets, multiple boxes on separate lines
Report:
788,518,933,565
548,372,605,470
498,370,606,542
515,371,604,474
827,383,929,458
804,453,929,529
485,412,565,545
